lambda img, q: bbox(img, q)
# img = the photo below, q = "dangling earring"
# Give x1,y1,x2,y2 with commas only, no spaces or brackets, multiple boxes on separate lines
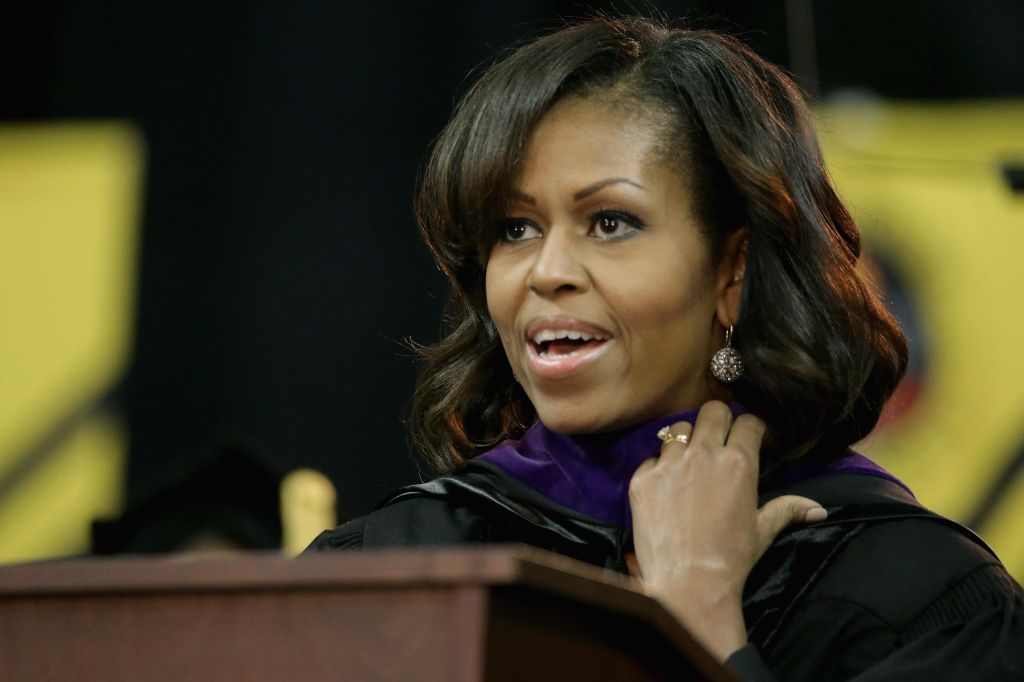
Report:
710,325,743,383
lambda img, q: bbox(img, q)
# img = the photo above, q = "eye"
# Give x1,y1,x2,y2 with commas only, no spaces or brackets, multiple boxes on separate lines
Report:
499,218,542,242
589,210,644,240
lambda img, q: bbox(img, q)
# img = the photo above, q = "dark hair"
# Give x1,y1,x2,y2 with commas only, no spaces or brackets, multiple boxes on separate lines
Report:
410,16,908,476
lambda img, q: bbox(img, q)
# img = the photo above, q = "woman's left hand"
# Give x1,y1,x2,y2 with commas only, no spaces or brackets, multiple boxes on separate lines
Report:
628,401,826,661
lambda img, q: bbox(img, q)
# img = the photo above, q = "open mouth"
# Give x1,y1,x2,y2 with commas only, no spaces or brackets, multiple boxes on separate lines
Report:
532,336,608,358
528,328,610,359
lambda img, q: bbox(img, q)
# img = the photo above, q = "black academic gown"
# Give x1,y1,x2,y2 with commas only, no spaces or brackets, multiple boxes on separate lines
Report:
305,461,1024,681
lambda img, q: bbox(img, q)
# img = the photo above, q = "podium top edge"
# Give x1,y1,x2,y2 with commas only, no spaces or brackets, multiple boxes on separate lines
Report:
0,545,632,597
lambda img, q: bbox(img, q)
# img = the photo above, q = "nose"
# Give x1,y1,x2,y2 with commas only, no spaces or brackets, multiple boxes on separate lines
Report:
526,228,590,297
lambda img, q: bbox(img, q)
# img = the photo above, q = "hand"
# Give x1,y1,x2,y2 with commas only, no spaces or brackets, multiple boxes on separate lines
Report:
628,401,826,661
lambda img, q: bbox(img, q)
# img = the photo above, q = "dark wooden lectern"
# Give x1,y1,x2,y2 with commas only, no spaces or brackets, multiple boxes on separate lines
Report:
0,546,732,681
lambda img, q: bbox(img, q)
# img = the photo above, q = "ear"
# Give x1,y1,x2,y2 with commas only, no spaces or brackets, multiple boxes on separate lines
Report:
714,228,748,329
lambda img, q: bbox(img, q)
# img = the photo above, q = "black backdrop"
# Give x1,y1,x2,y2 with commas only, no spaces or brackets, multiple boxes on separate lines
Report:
4,1,1023,536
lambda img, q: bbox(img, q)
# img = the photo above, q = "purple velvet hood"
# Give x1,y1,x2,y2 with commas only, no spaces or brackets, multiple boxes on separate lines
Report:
478,405,910,527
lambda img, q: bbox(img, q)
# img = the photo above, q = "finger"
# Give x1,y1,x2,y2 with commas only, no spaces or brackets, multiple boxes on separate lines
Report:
724,413,767,460
657,420,694,454
628,457,659,506
690,400,734,448
756,495,827,551
632,456,658,479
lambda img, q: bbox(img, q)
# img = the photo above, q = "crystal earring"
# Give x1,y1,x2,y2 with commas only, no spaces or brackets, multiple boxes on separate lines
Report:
710,325,743,383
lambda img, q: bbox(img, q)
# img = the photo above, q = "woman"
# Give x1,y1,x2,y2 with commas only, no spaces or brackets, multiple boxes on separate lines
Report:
307,17,1023,680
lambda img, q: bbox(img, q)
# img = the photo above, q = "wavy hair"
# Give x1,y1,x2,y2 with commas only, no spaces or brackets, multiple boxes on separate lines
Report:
409,17,908,476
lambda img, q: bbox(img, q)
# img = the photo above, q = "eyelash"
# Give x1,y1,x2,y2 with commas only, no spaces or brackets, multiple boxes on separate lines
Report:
498,208,646,243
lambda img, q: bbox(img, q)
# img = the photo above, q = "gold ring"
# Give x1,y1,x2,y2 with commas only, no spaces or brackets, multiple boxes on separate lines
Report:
657,426,689,445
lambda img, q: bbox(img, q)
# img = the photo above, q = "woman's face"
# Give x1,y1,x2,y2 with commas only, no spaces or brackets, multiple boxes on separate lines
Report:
485,96,738,434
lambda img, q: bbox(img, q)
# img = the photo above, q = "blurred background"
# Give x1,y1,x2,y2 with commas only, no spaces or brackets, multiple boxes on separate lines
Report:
1,1,1022,571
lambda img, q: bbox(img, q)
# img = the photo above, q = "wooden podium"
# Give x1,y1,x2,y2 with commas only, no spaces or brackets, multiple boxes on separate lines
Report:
0,546,732,681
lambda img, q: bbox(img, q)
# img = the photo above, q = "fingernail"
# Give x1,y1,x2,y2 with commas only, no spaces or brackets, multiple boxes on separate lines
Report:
804,507,828,523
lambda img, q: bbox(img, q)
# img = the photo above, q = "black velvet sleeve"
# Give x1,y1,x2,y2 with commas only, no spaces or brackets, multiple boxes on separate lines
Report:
758,517,1024,681
303,515,367,551
726,644,779,682
726,563,1024,681
301,497,488,553
841,563,1024,681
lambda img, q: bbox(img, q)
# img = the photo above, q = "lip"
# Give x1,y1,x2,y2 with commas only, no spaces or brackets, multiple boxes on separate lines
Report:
523,316,614,380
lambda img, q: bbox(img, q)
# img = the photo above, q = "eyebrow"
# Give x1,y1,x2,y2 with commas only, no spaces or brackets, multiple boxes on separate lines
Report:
509,177,646,205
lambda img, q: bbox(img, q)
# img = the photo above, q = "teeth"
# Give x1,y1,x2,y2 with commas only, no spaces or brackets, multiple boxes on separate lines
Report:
530,328,609,345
